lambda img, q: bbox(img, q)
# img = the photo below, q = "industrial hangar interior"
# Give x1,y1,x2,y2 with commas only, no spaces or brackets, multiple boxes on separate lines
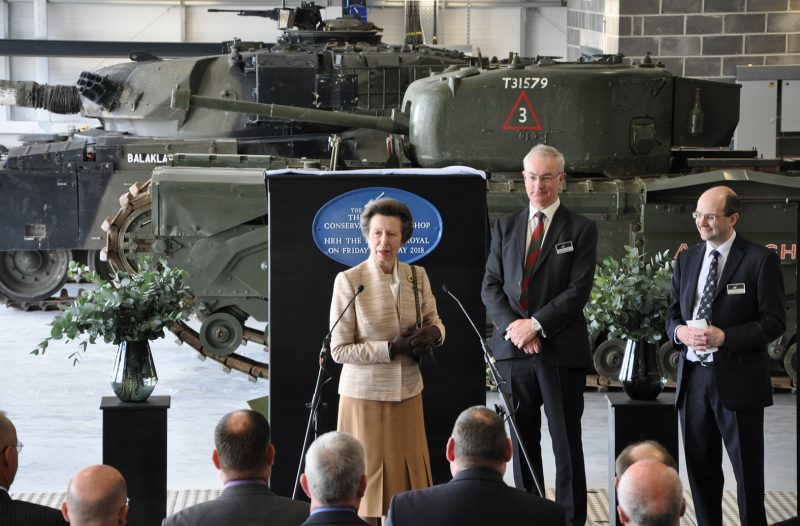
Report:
0,1,798,526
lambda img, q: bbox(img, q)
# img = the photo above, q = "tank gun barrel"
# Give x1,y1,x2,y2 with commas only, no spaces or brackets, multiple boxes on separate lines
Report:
170,88,409,135
207,8,280,19
0,80,81,114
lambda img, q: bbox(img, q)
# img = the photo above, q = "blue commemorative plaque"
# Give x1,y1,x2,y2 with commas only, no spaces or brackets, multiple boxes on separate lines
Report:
312,187,443,267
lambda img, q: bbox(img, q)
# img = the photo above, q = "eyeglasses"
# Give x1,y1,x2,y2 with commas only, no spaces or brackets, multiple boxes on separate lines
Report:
522,171,563,183
0,441,23,454
692,211,733,222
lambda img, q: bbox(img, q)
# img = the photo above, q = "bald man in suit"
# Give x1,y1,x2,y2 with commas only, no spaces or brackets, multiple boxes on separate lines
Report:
667,186,785,526
0,412,67,526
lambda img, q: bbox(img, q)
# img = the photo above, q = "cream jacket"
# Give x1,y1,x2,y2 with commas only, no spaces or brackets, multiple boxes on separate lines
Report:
329,257,445,402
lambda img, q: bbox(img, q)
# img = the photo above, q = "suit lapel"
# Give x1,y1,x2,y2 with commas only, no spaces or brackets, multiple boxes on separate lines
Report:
364,259,400,324
714,236,744,301
682,245,704,320
514,208,529,270
532,205,567,276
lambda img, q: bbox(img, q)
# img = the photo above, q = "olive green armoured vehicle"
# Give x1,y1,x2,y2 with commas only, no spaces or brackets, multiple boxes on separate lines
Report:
99,59,800,384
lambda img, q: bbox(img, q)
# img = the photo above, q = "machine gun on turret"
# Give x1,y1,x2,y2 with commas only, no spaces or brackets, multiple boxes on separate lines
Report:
209,2,324,31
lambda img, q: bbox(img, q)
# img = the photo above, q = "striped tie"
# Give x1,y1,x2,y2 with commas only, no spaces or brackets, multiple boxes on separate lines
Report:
695,249,719,363
519,211,545,312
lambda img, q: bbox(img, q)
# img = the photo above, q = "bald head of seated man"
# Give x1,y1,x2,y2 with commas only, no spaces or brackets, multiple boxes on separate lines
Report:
617,459,685,526
614,440,677,488
62,465,128,526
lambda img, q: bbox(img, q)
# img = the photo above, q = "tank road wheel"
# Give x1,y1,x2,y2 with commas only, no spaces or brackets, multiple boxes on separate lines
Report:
101,181,153,275
593,338,626,381
658,341,680,383
199,312,245,357
784,344,797,382
0,249,71,302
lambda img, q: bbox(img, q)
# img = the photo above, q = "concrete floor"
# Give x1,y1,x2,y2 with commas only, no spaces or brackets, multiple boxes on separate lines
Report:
0,299,796,502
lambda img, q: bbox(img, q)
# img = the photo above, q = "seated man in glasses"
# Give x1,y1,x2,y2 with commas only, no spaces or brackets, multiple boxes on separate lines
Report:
0,411,67,525
62,465,128,526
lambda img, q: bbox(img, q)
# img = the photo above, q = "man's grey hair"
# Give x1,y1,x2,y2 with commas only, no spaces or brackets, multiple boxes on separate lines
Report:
452,406,507,469
618,461,683,526
305,432,365,505
523,144,565,173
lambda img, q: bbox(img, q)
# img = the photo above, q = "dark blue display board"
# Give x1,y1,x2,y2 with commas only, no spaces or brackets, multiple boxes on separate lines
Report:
265,168,488,497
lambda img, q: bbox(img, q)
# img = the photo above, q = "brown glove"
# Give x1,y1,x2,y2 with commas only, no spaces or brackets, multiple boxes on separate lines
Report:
389,327,417,359
410,325,441,351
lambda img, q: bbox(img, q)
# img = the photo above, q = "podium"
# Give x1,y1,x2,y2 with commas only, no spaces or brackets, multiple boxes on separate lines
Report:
606,393,679,526
100,395,169,526
265,168,488,496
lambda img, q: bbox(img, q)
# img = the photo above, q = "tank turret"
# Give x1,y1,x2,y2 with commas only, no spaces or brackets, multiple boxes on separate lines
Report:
168,61,741,177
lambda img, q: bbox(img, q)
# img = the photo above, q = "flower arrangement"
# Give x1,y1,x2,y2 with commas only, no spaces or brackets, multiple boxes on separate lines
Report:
33,257,193,363
584,246,674,345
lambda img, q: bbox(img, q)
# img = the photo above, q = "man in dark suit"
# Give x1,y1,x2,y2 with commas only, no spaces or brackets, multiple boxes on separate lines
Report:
0,412,67,526
162,409,309,526
299,432,369,526
481,144,597,526
384,406,565,526
666,185,785,526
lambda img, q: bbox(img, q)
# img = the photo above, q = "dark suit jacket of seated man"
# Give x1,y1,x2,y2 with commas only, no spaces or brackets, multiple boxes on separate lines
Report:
162,410,309,526
385,406,565,526
0,412,67,526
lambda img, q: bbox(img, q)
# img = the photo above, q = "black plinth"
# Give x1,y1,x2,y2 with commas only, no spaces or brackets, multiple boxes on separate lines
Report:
100,395,170,526
607,393,678,526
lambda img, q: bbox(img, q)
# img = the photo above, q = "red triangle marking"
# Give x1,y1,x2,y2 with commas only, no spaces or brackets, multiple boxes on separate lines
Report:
502,90,543,131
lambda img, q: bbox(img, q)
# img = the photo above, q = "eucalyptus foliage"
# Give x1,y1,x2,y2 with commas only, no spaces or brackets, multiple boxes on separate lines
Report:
584,246,674,345
33,257,193,363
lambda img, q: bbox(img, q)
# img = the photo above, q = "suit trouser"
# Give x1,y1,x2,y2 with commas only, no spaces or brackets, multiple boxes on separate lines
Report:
497,356,587,526
679,361,766,526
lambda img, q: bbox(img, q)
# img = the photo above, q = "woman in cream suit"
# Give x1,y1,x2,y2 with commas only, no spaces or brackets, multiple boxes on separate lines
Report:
329,197,445,524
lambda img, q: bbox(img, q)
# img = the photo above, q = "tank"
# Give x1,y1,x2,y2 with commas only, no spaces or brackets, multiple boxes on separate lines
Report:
0,4,471,306
98,60,800,384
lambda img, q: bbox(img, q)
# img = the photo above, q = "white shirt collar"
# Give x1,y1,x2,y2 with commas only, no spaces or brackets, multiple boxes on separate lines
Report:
528,198,560,222
705,230,736,259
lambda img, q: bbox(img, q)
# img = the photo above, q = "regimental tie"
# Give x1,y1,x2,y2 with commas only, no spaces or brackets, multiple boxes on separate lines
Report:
695,249,720,362
519,211,545,312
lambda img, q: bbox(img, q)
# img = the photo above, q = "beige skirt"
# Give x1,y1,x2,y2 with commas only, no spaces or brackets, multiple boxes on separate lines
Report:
337,393,432,517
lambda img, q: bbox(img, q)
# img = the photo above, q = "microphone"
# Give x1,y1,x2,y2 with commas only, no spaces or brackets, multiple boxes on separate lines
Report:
441,284,487,358
440,283,545,498
322,284,365,360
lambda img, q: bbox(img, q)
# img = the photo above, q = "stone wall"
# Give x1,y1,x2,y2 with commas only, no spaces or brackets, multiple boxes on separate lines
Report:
567,0,800,80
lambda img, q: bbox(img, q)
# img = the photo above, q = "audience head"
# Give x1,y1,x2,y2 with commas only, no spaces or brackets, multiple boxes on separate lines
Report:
62,465,128,526
617,459,685,526
615,440,677,487
301,432,366,510
447,406,512,475
0,411,19,489
213,410,274,482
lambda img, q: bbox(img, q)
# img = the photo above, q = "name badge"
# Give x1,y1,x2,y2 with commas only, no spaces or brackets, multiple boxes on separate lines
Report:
555,241,574,254
727,283,746,295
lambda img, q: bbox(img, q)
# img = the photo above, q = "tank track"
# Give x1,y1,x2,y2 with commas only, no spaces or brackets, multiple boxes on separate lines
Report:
100,180,270,381
0,288,74,311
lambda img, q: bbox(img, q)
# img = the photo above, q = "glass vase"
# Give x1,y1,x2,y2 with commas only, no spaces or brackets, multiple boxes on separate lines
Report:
618,339,666,400
110,340,158,402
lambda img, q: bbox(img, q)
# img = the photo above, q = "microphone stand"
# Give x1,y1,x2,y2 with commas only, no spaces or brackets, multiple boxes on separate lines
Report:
291,284,364,499
441,284,545,498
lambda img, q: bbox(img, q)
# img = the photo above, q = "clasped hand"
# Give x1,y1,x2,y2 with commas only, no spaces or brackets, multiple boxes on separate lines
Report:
506,319,541,354
391,325,441,358
677,325,725,350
